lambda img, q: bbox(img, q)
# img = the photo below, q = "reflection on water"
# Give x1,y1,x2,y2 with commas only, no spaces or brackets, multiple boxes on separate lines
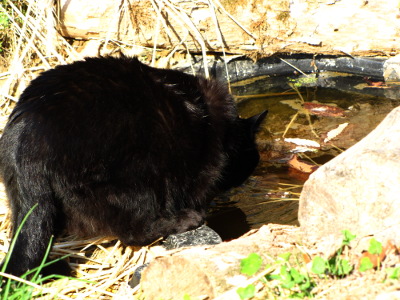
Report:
208,74,400,239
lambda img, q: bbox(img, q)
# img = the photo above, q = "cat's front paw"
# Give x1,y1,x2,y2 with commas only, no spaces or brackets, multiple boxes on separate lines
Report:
175,209,205,233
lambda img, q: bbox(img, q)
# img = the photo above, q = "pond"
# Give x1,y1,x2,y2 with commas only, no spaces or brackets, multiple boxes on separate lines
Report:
207,72,400,241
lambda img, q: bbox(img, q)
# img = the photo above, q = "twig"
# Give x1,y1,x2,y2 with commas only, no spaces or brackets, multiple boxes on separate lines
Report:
150,0,162,66
160,0,209,78
280,57,308,76
234,91,299,99
207,0,230,90
282,112,299,138
289,83,319,138
212,0,256,40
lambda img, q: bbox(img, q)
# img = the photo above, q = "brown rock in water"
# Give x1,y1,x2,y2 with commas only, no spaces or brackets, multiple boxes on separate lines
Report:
299,105,400,252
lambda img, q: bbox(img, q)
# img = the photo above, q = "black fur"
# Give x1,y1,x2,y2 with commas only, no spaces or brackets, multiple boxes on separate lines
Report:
0,56,267,276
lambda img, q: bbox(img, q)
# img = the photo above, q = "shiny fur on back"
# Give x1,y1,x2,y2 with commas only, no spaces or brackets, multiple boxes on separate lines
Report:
0,56,267,276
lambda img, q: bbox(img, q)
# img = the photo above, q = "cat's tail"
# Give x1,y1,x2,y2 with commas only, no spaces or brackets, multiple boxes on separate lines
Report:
0,129,58,277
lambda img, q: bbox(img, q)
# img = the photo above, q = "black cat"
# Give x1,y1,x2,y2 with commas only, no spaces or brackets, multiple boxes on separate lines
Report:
0,56,267,276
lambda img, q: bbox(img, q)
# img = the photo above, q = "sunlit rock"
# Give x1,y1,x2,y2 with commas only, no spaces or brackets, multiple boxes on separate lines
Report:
299,105,400,252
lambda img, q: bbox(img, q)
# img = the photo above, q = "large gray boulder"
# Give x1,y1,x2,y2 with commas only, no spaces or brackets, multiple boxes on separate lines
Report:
299,105,400,251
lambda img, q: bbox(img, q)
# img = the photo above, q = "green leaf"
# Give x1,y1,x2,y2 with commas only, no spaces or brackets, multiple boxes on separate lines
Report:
386,267,400,279
368,238,383,255
336,259,353,276
183,294,191,300
279,265,291,280
266,274,281,281
278,252,292,262
311,256,327,275
279,265,295,289
290,268,305,284
299,277,312,291
359,257,374,272
237,284,255,299
0,12,9,27
341,230,356,246
240,253,262,276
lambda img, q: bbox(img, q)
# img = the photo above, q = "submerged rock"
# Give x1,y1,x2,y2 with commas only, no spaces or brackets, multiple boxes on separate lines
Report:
299,105,400,252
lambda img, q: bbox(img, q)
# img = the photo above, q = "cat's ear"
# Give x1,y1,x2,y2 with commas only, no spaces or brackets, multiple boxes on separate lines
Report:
246,110,268,133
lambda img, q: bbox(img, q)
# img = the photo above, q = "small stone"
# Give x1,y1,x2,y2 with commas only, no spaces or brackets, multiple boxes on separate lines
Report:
128,263,149,288
163,225,222,250
129,225,222,287
384,54,400,83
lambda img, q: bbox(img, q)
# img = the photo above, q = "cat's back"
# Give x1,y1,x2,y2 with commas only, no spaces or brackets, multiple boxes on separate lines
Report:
7,57,207,139
14,57,170,120
0,57,236,175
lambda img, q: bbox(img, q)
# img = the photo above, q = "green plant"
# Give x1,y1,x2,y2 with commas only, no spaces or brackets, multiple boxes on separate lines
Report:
386,267,400,280
368,238,383,255
359,238,383,272
240,253,263,276
266,252,315,298
288,76,318,88
311,230,355,278
237,284,256,300
341,229,356,246
0,5,10,52
359,257,374,272
0,204,75,299
0,10,9,28
237,252,315,299
236,253,262,299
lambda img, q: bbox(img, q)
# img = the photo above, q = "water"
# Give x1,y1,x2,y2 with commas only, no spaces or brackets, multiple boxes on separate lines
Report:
207,73,400,240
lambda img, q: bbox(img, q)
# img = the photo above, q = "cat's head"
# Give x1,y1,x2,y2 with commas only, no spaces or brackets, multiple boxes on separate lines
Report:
217,110,268,191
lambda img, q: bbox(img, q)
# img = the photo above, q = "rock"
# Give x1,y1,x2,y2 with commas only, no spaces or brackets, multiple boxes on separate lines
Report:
129,225,222,288
141,224,300,300
128,263,149,288
376,291,400,300
163,225,222,250
58,0,400,57
299,105,400,252
384,54,400,83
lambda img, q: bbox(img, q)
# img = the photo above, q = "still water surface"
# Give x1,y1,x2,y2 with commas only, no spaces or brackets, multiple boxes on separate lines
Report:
207,74,400,240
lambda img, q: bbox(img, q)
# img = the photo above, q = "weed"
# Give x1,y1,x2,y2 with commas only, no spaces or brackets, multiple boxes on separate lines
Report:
0,204,76,299
288,76,318,88
0,2,10,53
236,253,262,299
235,231,399,299
265,252,315,298
238,252,315,299
359,256,374,272
359,238,384,272
311,230,355,278
368,238,383,255
386,267,400,280
183,293,192,300
237,284,256,300
240,253,263,276
341,229,356,246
